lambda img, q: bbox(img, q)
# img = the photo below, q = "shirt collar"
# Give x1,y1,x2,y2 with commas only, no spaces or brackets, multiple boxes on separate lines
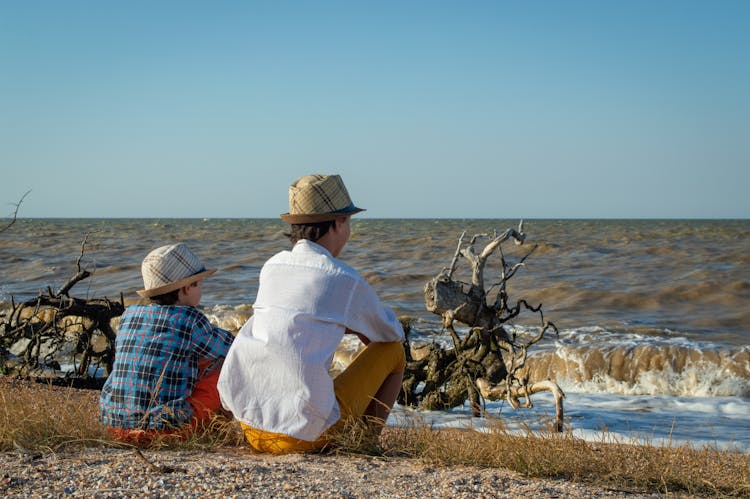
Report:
294,239,334,258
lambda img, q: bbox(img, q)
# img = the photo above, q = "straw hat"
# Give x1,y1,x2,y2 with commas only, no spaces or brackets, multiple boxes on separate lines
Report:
137,243,216,298
280,174,365,224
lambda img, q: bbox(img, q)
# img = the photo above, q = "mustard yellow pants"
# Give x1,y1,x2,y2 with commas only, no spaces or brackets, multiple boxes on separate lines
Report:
241,340,406,454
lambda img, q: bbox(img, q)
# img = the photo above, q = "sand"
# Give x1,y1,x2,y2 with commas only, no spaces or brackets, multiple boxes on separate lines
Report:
1,445,700,498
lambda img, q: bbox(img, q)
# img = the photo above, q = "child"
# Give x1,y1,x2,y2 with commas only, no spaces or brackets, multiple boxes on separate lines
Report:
218,174,405,454
100,242,235,444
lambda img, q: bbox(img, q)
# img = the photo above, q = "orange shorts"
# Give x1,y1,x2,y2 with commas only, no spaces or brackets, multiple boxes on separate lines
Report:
106,359,224,445
241,341,406,454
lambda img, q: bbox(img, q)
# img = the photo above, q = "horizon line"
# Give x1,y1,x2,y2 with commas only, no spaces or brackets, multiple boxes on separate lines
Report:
9,216,750,221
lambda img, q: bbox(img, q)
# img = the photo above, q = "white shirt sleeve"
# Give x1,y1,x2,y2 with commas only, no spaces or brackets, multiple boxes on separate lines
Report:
345,277,405,343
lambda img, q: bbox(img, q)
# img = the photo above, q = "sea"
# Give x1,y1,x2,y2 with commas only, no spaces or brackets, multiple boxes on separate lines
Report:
1,218,748,453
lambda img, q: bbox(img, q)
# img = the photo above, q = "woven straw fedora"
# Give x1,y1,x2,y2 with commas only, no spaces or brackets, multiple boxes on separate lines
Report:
280,174,365,224
137,243,216,298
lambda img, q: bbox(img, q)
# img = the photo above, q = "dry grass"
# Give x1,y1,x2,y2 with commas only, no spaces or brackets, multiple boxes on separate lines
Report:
0,377,241,453
1,377,748,497
0,376,109,452
367,414,750,497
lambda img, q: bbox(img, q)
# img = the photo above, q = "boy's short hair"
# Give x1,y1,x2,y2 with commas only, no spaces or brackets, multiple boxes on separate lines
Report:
288,221,335,244
148,289,180,305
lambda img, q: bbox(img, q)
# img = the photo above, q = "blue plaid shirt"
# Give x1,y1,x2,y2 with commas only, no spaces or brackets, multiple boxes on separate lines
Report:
99,304,234,429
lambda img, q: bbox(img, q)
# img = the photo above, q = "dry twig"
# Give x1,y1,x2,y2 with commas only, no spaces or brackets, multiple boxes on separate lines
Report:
1,190,31,234
133,448,183,474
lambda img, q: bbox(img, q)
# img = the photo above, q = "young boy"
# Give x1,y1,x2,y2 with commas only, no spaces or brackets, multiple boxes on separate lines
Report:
100,243,235,444
218,174,406,453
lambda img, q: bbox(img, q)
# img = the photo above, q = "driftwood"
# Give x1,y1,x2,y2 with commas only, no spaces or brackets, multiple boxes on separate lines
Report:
399,223,565,431
0,235,124,386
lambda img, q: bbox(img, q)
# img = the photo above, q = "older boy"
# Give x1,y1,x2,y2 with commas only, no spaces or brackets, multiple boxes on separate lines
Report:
218,174,406,454
100,243,235,444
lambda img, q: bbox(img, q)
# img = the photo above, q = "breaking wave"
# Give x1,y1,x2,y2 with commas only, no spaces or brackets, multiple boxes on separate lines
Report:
525,328,750,397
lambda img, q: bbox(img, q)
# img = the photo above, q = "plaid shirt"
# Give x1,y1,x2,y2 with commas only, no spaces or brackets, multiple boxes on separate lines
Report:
99,304,234,429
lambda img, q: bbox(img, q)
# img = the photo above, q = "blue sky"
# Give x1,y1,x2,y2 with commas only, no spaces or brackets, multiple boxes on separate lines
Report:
2,1,748,219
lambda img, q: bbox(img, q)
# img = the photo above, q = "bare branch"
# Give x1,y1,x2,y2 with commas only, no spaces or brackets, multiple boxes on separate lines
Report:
441,231,467,279
76,233,91,271
56,234,93,297
476,378,565,431
1,190,31,234
1,236,124,381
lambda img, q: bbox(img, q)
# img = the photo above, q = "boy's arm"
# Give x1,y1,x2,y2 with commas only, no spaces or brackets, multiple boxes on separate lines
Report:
191,311,235,360
345,280,405,344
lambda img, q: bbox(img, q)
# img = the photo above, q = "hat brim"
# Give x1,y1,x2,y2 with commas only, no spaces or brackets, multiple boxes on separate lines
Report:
280,206,365,224
137,269,217,298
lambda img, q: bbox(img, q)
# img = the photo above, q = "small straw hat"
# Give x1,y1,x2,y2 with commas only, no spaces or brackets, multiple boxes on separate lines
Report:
280,174,365,224
137,243,216,298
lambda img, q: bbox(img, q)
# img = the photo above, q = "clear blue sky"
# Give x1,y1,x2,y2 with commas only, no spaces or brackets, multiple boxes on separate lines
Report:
2,1,748,219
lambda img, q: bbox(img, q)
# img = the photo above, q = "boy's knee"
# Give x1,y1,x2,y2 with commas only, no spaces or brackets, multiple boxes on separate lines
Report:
374,341,406,372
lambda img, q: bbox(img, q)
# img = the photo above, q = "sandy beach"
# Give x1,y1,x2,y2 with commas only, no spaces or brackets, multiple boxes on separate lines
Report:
1,445,701,498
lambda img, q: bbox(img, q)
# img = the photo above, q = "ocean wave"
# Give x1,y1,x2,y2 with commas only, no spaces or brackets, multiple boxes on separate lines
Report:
204,304,253,333
525,329,750,397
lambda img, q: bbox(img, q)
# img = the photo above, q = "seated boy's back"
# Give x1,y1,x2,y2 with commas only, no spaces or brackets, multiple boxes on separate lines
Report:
99,243,235,442
100,303,232,429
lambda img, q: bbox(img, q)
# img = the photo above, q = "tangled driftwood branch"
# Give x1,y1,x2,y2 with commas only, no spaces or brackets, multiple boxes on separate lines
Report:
0,235,124,386
399,222,565,431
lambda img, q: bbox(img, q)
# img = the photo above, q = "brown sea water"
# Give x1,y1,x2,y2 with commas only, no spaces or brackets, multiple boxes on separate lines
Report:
1,218,748,397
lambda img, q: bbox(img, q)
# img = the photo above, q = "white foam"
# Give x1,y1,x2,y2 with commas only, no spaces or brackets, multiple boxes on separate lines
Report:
390,391,750,453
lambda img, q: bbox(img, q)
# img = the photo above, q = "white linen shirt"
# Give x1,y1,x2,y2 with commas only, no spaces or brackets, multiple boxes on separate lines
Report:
218,240,405,441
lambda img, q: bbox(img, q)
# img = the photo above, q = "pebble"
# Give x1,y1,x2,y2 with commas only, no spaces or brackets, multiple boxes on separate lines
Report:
0,448,702,498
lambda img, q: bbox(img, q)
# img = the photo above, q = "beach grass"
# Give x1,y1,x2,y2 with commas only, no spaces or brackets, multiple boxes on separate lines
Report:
373,422,749,497
1,377,747,497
